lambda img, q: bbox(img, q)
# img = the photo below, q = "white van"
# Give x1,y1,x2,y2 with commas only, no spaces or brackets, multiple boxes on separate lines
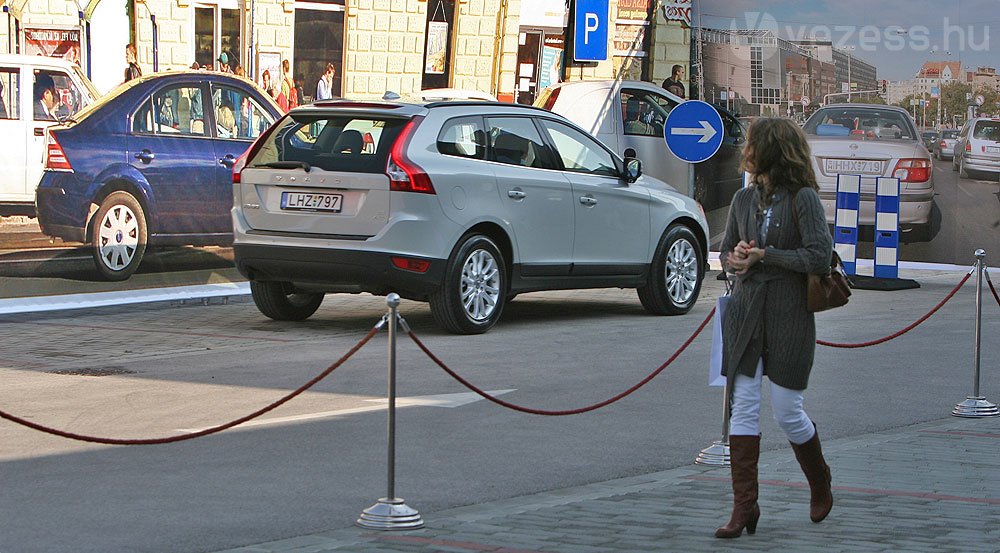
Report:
0,54,100,214
536,80,747,241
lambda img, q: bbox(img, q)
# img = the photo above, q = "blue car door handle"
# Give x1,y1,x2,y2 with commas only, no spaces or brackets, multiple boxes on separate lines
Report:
219,154,236,168
134,149,155,163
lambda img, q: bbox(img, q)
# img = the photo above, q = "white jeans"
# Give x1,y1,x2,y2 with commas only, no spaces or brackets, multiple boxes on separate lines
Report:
730,360,816,445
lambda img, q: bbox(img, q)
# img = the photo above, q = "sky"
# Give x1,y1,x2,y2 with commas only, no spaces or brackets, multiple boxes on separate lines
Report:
700,0,999,81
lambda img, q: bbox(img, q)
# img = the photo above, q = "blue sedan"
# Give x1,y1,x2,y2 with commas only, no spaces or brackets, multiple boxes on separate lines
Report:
35,71,281,280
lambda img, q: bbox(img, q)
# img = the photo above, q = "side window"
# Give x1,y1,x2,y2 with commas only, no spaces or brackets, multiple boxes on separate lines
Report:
33,70,84,120
621,89,673,137
0,68,19,119
133,85,206,136
211,84,272,140
437,117,486,159
539,119,619,177
485,117,556,169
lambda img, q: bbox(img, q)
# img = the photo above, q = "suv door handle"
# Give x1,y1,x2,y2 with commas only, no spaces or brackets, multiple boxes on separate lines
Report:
134,149,155,163
219,154,236,168
507,190,526,200
579,195,598,206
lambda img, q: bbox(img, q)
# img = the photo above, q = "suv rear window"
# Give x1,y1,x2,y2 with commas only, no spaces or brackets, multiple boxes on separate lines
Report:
248,114,406,173
804,108,916,141
972,120,1000,141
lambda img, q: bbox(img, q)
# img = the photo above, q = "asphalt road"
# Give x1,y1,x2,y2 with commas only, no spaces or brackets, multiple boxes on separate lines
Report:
0,267,994,553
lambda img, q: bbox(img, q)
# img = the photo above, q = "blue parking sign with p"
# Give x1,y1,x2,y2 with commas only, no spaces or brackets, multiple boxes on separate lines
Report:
574,0,609,62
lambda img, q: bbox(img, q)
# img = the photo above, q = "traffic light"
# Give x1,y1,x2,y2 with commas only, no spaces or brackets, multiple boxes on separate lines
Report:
880,80,888,95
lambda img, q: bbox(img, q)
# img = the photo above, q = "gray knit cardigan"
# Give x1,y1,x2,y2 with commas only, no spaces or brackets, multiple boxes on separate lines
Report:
719,185,834,391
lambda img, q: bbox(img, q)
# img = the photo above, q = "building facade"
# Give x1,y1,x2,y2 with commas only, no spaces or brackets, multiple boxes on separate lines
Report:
2,0,693,104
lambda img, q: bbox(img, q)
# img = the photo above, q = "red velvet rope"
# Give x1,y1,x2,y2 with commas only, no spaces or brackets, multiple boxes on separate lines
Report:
988,270,1000,309
817,271,972,348
407,306,717,416
0,326,380,445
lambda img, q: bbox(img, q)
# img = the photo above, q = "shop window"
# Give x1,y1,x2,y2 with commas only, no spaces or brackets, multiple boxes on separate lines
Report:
195,2,241,70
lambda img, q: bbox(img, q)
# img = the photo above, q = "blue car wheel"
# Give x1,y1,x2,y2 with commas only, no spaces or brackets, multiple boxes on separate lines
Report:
91,191,148,281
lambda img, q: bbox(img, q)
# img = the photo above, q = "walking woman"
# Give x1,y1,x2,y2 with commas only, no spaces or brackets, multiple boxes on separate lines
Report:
716,117,835,538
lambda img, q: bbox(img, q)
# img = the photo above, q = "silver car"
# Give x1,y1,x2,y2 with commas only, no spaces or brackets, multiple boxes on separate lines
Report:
232,99,709,334
933,129,959,161
953,117,1000,179
802,104,934,239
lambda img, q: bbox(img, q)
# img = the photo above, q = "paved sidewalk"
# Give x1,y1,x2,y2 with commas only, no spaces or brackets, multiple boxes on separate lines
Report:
217,415,1000,553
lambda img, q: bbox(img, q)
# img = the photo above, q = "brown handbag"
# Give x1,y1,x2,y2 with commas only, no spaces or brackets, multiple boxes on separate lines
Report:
789,189,851,312
807,251,852,312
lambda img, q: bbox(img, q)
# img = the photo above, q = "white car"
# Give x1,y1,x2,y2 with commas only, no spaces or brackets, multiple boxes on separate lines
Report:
953,117,1000,179
0,54,100,214
802,104,934,239
232,99,709,334
535,80,747,241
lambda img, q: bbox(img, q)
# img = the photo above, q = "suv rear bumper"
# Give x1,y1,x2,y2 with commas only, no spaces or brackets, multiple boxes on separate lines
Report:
234,244,445,300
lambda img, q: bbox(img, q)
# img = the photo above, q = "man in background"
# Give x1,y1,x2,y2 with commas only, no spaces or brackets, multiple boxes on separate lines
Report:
662,64,686,99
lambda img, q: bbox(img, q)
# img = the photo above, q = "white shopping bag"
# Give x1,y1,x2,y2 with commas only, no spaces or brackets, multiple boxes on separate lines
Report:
708,295,728,387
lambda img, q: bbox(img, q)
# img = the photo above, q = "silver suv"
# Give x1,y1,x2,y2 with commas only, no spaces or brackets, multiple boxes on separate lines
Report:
232,99,709,334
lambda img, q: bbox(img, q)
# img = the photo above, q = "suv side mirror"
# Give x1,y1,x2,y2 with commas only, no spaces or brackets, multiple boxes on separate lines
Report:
623,158,642,183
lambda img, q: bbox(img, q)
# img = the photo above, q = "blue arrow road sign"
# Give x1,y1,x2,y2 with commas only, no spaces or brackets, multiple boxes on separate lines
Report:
664,100,724,163
573,0,609,62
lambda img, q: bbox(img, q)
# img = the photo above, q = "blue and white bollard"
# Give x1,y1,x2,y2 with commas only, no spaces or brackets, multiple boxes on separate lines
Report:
834,174,860,276
874,177,901,280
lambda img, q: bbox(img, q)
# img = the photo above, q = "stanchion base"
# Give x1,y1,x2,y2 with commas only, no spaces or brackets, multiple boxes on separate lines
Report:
849,274,920,291
695,440,730,466
952,397,1000,418
356,497,425,530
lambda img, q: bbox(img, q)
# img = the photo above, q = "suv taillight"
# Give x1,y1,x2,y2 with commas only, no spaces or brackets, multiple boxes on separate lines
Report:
939,140,947,148
892,158,930,183
387,116,434,194
966,142,972,152
232,152,247,184
45,132,73,171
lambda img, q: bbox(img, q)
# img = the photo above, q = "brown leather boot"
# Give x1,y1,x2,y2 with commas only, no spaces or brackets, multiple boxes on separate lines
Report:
715,434,761,538
790,425,833,522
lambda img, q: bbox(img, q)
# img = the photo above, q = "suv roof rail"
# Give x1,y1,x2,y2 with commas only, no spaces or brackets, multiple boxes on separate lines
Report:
423,100,553,112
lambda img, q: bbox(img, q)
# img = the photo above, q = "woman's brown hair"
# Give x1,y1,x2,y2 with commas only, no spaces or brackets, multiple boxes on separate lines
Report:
740,118,818,201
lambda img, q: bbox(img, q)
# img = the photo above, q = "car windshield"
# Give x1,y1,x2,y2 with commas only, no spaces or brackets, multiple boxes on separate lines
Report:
803,108,916,141
940,130,959,139
972,121,1000,141
249,113,407,173
922,131,937,139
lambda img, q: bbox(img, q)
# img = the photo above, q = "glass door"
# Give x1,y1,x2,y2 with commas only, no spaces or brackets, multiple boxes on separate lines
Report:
194,2,242,71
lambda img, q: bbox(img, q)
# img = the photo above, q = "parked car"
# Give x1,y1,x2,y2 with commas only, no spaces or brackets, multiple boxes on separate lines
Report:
0,54,100,215
232,99,709,334
932,129,960,161
535,80,746,241
35,71,281,280
952,117,1000,179
802,104,934,240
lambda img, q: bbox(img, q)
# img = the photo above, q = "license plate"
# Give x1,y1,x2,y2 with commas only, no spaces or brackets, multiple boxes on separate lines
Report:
987,146,1000,153
824,159,883,175
280,192,343,212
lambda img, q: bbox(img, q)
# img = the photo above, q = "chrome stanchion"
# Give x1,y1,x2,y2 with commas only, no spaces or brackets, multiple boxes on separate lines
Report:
357,294,425,530
695,381,731,466
953,250,999,418
696,274,733,466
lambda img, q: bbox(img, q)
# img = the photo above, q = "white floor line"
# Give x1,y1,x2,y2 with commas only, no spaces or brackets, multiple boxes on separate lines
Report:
0,282,251,315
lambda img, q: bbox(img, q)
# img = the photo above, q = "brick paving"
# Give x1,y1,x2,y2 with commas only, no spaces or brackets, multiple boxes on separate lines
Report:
215,415,1000,553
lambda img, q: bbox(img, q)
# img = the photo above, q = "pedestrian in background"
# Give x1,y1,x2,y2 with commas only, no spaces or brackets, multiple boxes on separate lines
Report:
715,117,835,539
277,59,298,112
261,70,277,101
217,53,231,73
315,63,335,101
124,44,142,83
661,64,686,99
